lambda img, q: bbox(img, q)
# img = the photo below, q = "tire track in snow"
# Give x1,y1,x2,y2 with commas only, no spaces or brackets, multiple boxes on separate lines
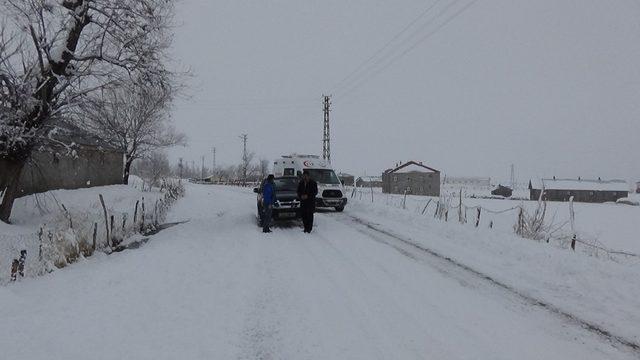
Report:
341,214,640,356
237,245,288,360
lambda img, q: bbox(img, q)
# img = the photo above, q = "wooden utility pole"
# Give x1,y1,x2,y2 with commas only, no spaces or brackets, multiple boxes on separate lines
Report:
322,95,331,163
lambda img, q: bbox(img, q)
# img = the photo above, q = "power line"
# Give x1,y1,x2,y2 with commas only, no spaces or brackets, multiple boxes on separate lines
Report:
335,0,480,100
331,0,447,93
174,98,317,111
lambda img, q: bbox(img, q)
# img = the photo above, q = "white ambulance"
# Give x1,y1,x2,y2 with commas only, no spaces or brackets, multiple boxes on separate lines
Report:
272,154,347,212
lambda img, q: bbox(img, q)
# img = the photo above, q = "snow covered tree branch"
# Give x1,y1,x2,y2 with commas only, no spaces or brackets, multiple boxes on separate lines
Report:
0,0,177,223
77,76,186,184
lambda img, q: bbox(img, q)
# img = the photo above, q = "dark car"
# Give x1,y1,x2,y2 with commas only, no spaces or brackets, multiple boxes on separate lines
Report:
491,184,513,198
254,176,301,224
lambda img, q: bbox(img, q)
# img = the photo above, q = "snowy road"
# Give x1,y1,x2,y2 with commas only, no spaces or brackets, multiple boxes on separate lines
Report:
1,184,637,360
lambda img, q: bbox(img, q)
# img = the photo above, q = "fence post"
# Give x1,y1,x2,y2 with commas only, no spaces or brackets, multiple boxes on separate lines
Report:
402,190,407,209
110,215,115,246
98,194,110,249
18,250,26,277
61,203,73,229
92,223,98,251
140,197,146,232
133,200,139,223
38,227,43,262
516,207,524,235
475,208,481,227
458,189,463,223
569,195,576,242
422,199,432,215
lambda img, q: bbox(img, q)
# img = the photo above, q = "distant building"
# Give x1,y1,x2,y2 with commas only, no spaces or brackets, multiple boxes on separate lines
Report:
382,161,440,196
337,172,355,186
14,124,124,197
356,176,383,188
529,178,628,203
443,176,491,188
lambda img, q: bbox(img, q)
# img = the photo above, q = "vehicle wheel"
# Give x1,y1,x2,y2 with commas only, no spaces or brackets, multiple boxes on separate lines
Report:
335,206,344,212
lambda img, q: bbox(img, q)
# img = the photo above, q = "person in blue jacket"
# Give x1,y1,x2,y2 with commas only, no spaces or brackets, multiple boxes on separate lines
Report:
261,174,276,233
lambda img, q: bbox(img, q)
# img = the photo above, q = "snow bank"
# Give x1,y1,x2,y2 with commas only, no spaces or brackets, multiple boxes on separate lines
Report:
0,184,164,284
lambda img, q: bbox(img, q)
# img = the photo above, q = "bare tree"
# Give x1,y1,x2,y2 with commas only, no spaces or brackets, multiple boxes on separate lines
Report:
241,151,255,186
0,0,175,222
259,158,270,178
78,79,185,184
133,151,170,189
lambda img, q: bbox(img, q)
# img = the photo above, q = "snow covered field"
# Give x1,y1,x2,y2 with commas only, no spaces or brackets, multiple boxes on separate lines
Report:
352,186,640,254
1,184,638,359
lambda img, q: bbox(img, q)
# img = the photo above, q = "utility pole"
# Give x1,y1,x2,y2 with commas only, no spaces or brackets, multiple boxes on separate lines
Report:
201,155,205,180
239,134,248,186
211,147,216,175
322,95,331,163
510,164,516,190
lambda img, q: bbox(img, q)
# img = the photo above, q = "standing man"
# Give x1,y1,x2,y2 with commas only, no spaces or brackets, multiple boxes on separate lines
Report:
262,175,276,233
297,170,318,233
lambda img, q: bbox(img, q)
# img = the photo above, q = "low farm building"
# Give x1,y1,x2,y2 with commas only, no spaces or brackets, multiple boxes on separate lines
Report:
13,125,124,197
337,172,355,186
529,178,628,203
382,161,440,196
356,176,383,188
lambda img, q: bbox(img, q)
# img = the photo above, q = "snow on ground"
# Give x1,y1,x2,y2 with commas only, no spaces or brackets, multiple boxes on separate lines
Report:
353,186,640,254
347,192,640,346
0,184,638,359
0,179,161,283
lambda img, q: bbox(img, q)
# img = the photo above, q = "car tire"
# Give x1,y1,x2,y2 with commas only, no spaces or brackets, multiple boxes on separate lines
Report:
335,206,344,212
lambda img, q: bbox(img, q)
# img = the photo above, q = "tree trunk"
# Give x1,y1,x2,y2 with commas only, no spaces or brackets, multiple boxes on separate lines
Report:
122,156,134,185
0,158,27,224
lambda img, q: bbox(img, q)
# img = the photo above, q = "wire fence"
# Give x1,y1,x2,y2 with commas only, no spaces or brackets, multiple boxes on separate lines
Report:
349,186,640,261
1,180,185,285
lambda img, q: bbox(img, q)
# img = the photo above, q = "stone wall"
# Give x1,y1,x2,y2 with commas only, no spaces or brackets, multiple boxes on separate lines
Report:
15,148,123,197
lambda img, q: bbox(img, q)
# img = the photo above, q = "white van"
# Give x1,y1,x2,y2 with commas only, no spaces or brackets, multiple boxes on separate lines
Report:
273,154,347,212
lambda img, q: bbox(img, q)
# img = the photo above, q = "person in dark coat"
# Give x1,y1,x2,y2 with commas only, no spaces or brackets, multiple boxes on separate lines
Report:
297,170,318,233
261,175,276,233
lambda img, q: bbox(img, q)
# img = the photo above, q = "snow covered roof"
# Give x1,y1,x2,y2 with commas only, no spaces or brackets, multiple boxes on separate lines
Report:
386,161,439,174
532,178,629,192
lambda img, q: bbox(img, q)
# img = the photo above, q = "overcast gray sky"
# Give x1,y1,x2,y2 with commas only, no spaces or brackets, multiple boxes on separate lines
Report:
169,0,640,184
